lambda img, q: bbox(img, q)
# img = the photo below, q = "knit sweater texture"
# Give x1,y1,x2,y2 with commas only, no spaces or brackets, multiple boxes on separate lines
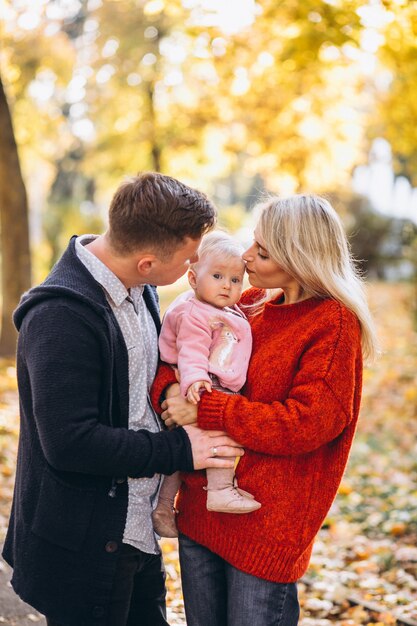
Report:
151,288,363,583
3,237,194,626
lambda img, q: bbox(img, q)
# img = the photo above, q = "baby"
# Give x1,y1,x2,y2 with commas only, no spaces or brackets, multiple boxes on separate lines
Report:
153,231,261,538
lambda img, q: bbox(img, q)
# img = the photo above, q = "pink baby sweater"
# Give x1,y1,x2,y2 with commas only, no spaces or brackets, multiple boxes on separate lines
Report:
159,291,252,396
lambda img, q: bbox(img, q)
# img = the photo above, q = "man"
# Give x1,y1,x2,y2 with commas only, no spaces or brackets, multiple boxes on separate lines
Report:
2,172,243,626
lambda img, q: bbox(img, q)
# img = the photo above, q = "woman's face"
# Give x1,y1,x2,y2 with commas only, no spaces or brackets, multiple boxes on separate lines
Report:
242,228,299,292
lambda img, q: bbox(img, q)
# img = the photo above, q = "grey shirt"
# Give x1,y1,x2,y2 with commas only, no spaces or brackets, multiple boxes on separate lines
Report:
76,235,161,554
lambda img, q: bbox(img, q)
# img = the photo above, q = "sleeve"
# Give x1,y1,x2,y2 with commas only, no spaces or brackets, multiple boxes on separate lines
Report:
175,309,213,396
197,311,362,456
150,362,179,414
22,305,194,477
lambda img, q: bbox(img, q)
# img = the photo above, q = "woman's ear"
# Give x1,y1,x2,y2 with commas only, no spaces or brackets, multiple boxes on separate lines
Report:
188,268,197,290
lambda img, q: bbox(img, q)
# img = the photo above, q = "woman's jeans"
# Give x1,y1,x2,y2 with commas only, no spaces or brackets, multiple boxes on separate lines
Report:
179,534,300,626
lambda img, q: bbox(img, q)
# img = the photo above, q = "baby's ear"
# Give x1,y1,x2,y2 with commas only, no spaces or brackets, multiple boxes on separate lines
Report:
188,268,197,290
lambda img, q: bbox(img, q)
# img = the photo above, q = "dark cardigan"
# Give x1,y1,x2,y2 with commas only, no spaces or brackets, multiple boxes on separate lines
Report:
2,237,193,625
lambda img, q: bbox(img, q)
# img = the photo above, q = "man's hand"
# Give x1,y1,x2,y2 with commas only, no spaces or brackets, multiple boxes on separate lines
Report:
183,424,244,470
165,382,180,398
161,384,197,427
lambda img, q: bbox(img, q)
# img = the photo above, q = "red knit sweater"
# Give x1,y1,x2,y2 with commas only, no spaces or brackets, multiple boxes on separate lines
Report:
151,288,363,583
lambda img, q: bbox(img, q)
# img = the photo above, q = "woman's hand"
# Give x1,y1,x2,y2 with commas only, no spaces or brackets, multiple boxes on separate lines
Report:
161,383,244,469
161,383,197,427
183,424,244,470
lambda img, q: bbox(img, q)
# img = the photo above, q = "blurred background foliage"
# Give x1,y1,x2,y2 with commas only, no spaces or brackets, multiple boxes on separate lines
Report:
0,0,417,352
1,6,417,620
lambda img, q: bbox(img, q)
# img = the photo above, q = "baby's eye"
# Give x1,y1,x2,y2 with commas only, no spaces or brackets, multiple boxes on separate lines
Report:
213,273,221,279
231,277,241,284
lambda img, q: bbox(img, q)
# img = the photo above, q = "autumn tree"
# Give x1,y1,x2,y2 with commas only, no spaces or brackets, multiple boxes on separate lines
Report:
185,0,370,193
370,0,417,314
0,74,31,356
1,1,93,269
2,0,416,276
373,0,417,185
81,0,202,187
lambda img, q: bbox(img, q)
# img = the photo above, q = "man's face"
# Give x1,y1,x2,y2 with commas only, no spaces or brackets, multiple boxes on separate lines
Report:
148,237,201,286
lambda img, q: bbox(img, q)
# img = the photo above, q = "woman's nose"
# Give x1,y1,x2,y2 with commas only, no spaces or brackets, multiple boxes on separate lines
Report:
242,244,254,261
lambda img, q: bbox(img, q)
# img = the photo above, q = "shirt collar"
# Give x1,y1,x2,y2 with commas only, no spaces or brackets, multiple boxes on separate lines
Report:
75,235,144,307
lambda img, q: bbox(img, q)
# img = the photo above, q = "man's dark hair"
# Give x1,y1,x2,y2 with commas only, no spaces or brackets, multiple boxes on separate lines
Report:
108,172,216,257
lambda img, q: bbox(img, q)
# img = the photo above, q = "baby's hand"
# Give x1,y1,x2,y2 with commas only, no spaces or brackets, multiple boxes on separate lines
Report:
186,381,212,404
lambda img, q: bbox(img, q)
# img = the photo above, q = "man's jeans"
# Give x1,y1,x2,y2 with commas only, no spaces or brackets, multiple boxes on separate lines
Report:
179,534,300,626
46,543,168,626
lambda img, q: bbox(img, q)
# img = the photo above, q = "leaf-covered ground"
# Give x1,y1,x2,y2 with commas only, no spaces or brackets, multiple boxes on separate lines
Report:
1,282,416,625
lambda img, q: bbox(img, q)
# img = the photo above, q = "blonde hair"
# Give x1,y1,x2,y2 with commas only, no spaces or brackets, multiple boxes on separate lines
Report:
191,231,245,270
256,194,379,362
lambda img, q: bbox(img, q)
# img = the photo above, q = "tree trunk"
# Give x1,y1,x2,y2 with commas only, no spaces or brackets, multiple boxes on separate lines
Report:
413,236,417,332
0,74,31,356
145,80,161,172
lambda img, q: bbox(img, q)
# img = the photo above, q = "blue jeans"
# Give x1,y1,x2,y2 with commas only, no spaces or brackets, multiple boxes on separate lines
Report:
179,534,300,626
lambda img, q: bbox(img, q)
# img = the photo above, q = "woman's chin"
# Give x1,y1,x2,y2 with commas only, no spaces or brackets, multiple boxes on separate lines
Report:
248,274,268,290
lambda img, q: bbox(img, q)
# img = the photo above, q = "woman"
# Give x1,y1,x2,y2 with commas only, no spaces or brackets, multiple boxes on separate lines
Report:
151,194,378,626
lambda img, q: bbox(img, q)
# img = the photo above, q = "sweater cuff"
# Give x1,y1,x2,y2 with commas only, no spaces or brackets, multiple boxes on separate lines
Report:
150,362,178,414
175,426,194,472
135,426,194,477
197,389,230,431
167,426,194,473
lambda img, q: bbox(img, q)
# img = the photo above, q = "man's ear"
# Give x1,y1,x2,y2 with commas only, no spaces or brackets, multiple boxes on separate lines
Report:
136,254,158,277
188,268,197,290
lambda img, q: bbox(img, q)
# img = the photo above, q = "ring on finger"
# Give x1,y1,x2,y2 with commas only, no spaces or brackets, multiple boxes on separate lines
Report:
211,446,218,457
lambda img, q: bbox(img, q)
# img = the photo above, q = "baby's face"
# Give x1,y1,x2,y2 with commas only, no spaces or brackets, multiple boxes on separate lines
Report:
191,255,245,309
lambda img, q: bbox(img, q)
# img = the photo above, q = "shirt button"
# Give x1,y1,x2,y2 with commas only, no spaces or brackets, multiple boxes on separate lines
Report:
92,605,105,619
105,541,119,553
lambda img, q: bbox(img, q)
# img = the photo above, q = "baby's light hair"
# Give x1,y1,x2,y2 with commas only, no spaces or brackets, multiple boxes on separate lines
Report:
191,231,245,270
